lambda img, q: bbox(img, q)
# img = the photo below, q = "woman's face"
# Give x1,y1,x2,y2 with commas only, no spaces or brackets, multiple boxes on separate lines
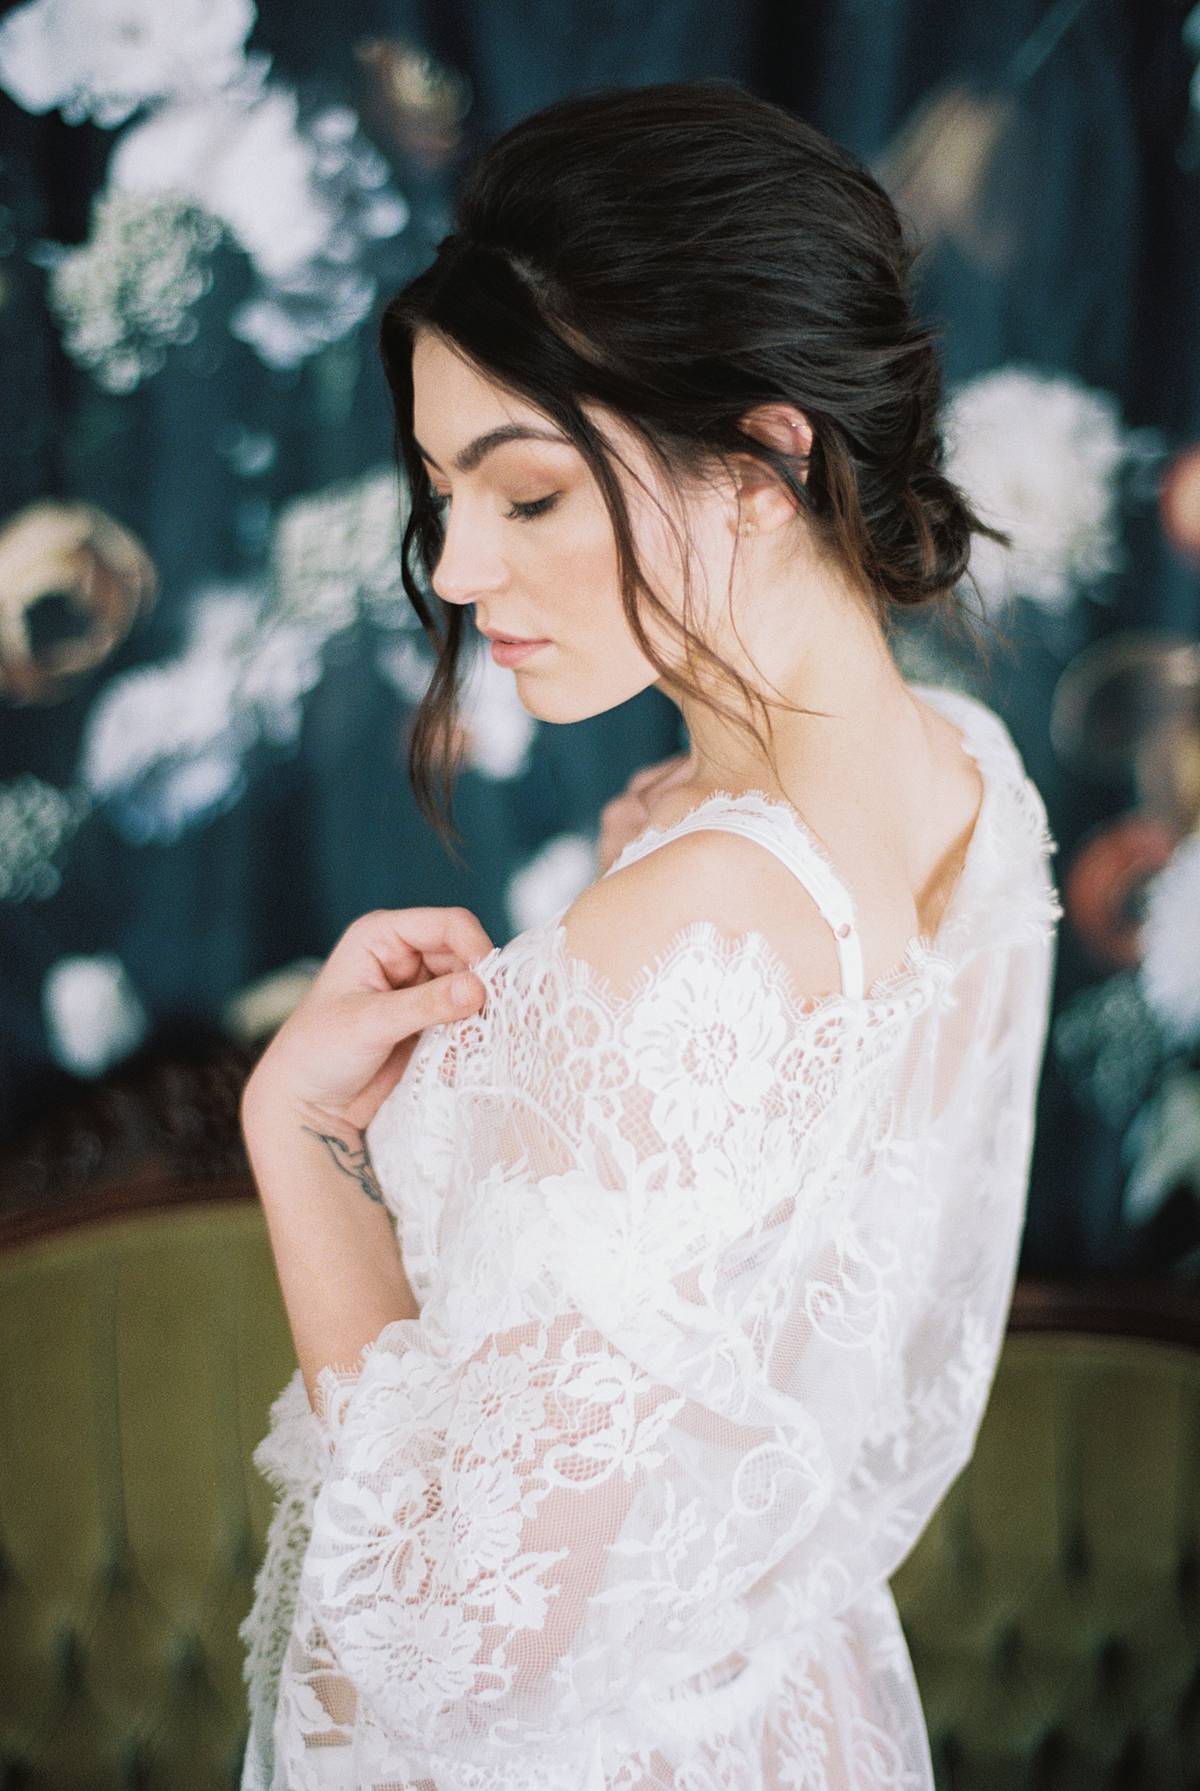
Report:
410,328,737,723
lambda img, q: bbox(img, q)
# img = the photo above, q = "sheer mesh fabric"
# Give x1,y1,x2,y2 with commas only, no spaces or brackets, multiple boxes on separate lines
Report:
239,684,1063,1790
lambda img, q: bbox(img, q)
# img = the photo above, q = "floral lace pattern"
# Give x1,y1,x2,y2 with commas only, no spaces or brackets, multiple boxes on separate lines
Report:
239,683,1064,1790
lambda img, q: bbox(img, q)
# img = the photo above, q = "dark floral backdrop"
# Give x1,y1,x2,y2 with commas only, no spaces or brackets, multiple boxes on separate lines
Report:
1,0,1199,1277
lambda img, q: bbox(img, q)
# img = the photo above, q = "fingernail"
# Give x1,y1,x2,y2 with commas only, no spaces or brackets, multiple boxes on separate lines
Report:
452,974,475,1005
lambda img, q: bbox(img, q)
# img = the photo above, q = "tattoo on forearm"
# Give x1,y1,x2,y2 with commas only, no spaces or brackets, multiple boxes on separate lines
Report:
301,1126,385,1205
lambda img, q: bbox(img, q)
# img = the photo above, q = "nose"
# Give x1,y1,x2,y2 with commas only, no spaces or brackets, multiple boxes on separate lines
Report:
429,515,510,610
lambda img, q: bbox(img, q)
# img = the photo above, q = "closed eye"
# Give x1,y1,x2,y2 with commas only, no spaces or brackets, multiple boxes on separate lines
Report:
427,490,560,523
506,494,560,521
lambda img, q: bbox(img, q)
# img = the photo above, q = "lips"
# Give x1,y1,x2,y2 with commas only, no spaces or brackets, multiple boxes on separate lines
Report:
488,637,549,667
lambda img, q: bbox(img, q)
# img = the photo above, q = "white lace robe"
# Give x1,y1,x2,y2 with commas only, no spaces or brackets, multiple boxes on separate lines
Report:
239,684,1063,1791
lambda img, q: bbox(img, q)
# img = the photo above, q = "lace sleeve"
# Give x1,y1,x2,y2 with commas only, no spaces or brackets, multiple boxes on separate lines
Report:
273,902,944,1779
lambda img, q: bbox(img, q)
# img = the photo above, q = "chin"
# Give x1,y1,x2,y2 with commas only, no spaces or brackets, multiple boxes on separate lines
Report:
515,678,651,725
512,685,585,724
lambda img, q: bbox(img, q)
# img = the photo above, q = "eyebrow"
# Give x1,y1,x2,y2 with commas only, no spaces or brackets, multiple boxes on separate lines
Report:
413,424,572,476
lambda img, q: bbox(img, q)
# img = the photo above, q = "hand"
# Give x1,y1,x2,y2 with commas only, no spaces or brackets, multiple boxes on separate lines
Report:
241,905,494,1138
597,749,696,874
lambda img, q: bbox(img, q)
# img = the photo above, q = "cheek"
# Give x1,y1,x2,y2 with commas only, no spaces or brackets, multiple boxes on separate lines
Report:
515,509,661,721
524,484,682,672
627,484,718,627
532,496,623,623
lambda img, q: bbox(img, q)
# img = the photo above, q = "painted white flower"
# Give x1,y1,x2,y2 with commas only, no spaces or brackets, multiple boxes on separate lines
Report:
457,643,539,780
507,834,597,933
942,365,1128,612
622,943,789,1146
110,78,335,281
4,5,411,380
43,952,148,1075
79,584,324,841
381,637,538,782
272,468,407,635
0,0,256,126
0,775,91,900
81,646,244,807
1122,1068,1200,1226
109,82,409,369
229,265,376,369
375,636,431,702
46,189,221,394
1137,831,1200,1047
238,619,326,747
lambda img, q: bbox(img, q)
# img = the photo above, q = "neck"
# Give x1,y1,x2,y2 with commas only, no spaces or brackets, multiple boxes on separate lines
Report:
660,556,928,809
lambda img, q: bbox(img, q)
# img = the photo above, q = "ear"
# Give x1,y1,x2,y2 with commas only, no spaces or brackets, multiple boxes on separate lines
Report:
730,402,813,539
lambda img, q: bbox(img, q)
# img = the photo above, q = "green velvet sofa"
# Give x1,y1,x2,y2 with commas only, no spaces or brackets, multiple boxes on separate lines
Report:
3,1172,1199,1790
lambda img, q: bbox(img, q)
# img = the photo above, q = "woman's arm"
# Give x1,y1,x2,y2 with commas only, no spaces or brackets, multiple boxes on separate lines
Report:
241,1089,420,1410
237,903,495,1412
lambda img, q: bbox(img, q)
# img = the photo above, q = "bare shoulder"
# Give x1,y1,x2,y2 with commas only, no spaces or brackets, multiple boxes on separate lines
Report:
561,826,844,1006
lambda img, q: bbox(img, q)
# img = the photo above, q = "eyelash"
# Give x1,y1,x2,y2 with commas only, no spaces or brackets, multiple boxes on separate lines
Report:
508,494,560,521
429,491,560,522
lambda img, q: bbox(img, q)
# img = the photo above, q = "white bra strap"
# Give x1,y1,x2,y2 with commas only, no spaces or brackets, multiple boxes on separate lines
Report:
635,810,865,1000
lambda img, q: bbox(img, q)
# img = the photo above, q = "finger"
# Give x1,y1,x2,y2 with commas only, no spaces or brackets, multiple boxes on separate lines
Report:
658,752,695,791
625,763,666,795
347,907,495,989
626,752,688,797
372,905,494,964
370,968,486,1045
601,792,647,828
598,798,647,849
643,756,692,798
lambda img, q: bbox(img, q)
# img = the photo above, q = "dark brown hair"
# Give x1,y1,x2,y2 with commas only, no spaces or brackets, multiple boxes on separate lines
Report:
378,78,1010,850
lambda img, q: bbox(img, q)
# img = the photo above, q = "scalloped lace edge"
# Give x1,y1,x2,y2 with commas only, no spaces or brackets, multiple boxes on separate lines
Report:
546,912,949,1022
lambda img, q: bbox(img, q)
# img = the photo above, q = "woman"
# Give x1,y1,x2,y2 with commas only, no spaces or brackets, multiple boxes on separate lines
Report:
239,80,1063,1791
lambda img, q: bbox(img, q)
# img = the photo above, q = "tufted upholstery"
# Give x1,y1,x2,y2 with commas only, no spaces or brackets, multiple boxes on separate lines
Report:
891,1280,1200,1790
0,1189,294,1791
2,1182,1199,1790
